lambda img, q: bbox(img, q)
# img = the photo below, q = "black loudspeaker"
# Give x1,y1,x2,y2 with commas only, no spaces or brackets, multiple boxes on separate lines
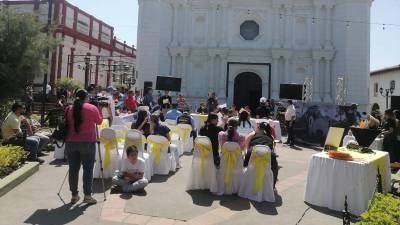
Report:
391,96,400,110
156,76,181,92
143,81,153,95
279,84,304,100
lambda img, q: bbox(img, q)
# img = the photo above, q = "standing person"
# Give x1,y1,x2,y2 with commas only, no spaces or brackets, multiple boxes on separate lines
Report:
176,93,186,112
1,103,44,163
112,146,148,193
46,83,52,101
165,103,182,121
284,100,296,147
206,92,218,113
125,90,138,113
142,88,156,110
382,109,398,163
65,89,102,205
199,113,224,168
100,86,115,125
158,91,172,110
135,91,142,105
256,97,271,119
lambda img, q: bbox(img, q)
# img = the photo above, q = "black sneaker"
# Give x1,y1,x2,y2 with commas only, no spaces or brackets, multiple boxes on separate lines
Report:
110,185,123,194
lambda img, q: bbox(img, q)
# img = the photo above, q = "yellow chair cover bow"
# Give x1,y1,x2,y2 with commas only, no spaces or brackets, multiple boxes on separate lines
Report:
199,115,208,123
125,136,146,148
99,119,109,130
147,138,170,165
221,147,241,186
252,152,271,193
99,137,118,169
178,126,192,144
194,142,212,176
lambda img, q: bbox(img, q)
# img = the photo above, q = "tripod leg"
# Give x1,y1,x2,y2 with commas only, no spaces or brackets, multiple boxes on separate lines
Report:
96,126,107,201
58,170,69,195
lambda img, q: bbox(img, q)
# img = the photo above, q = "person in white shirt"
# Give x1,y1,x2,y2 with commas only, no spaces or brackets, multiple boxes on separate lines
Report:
284,100,296,147
112,146,148,193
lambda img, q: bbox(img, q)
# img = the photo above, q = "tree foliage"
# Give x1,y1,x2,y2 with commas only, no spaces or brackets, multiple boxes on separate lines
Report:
56,77,83,92
0,8,58,101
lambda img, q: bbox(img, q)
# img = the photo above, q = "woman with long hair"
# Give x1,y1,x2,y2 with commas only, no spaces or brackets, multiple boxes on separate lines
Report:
382,109,399,163
199,113,224,167
65,89,102,205
218,118,245,149
238,109,255,135
131,109,150,137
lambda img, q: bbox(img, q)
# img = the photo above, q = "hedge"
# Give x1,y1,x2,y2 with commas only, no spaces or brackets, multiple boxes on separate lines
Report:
0,145,27,178
356,193,400,225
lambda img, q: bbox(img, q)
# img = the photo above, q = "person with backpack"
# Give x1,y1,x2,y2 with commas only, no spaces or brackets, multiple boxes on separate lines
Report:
65,89,102,205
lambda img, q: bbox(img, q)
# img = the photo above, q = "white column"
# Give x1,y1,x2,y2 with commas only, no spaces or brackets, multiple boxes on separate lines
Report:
273,5,281,48
171,3,179,46
271,56,280,99
284,56,291,83
313,4,321,49
219,55,227,98
208,54,215,91
323,59,332,103
324,5,333,49
171,54,177,75
284,5,292,48
182,4,190,46
313,58,321,102
182,54,188,94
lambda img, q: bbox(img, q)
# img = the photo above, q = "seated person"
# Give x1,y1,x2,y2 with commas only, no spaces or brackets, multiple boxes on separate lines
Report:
199,113,224,167
238,109,255,135
244,122,279,188
177,108,197,139
196,103,208,114
131,109,150,137
1,103,44,163
112,146,148,193
149,114,181,168
367,114,380,129
21,107,50,155
218,118,246,150
165,103,182,121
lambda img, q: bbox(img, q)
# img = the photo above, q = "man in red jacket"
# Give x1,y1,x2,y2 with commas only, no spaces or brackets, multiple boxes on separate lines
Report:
124,90,138,112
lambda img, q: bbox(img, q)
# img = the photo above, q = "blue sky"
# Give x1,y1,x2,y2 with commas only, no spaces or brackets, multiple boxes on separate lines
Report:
68,0,400,71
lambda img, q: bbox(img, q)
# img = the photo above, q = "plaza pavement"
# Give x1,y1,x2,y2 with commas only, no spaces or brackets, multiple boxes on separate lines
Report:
0,143,345,225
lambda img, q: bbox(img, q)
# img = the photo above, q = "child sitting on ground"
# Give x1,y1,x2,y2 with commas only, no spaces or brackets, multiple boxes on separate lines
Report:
112,146,148,193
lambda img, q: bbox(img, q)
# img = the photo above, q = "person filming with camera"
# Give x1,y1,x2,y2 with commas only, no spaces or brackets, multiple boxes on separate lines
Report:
65,89,102,205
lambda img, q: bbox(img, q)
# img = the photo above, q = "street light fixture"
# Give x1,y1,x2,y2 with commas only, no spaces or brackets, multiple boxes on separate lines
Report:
379,86,395,109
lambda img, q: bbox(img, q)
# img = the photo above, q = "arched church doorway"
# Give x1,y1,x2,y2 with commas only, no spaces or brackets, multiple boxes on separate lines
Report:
234,72,262,113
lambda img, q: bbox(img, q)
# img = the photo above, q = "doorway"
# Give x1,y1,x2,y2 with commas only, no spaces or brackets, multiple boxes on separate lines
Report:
234,72,262,113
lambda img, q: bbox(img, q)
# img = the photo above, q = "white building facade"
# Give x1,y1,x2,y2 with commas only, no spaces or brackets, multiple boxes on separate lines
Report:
370,65,400,111
136,0,372,109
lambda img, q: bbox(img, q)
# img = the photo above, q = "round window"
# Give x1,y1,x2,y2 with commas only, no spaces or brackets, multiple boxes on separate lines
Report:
240,20,260,40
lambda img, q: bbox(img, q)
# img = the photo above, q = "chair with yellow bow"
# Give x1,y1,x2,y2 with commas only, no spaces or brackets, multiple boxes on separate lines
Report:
124,129,153,181
93,128,121,179
216,142,244,195
111,125,128,154
169,127,184,156
238,145,275,202
177,124,194,153
147,135,176,175
165,119,177,126
186,136,218,192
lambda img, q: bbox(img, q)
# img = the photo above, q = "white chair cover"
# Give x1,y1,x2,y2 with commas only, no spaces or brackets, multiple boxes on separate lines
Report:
165,119,177,126
124,129,153,181
186,136,218,192
216,142,244,195
94,128,121,179
238,145,275,202
177,124,194,153
170,130,183,156
111,125,128,151
147,135,176,175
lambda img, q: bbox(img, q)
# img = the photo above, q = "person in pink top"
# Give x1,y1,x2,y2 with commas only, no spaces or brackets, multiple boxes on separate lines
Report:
65,89,102,205
218,118,246,150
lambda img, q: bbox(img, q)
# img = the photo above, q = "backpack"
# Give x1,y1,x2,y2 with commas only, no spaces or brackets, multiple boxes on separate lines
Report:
51,107,69,147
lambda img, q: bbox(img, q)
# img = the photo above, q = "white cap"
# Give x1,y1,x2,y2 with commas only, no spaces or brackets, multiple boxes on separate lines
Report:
260,97,267,103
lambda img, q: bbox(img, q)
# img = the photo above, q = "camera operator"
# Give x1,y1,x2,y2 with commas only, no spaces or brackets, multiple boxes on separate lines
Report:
65,89,102,205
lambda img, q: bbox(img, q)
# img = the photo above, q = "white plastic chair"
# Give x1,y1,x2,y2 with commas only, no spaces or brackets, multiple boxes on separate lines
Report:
177,124,194,153
216,142,244,195
94,128,121,179
238,145,275,202
186,136,218,192
124,129,153,181
147,135,176,175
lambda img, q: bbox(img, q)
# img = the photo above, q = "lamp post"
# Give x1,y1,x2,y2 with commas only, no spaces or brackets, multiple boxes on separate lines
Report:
379,86,395,109
84,56,90,88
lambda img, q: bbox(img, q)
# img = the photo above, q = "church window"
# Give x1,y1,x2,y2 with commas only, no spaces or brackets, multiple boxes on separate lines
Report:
240,20,259,40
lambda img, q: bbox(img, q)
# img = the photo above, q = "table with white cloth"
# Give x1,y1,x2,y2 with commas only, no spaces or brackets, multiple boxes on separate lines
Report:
369,137,383,151
251,119,282,142
304,150,391,215
113,113,136,126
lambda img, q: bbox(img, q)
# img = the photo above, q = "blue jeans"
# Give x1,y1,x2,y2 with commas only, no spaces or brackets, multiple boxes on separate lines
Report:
25,136,40,160
66,142,96,196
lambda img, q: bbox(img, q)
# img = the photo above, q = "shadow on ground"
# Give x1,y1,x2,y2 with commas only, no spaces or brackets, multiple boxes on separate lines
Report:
24,204,90,225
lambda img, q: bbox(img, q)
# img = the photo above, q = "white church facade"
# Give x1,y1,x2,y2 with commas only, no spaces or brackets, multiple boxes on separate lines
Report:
136,0,372,109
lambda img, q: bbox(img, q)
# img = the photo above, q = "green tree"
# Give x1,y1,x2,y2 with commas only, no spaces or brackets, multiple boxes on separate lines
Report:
56,77,83,93
0,8,58,101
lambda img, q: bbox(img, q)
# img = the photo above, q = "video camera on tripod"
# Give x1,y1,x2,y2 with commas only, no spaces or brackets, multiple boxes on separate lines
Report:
89,95,109,108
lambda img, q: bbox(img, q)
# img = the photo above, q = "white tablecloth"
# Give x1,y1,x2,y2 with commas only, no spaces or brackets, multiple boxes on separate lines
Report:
113,113,136,126
369,137,384,151
304,151,391,215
